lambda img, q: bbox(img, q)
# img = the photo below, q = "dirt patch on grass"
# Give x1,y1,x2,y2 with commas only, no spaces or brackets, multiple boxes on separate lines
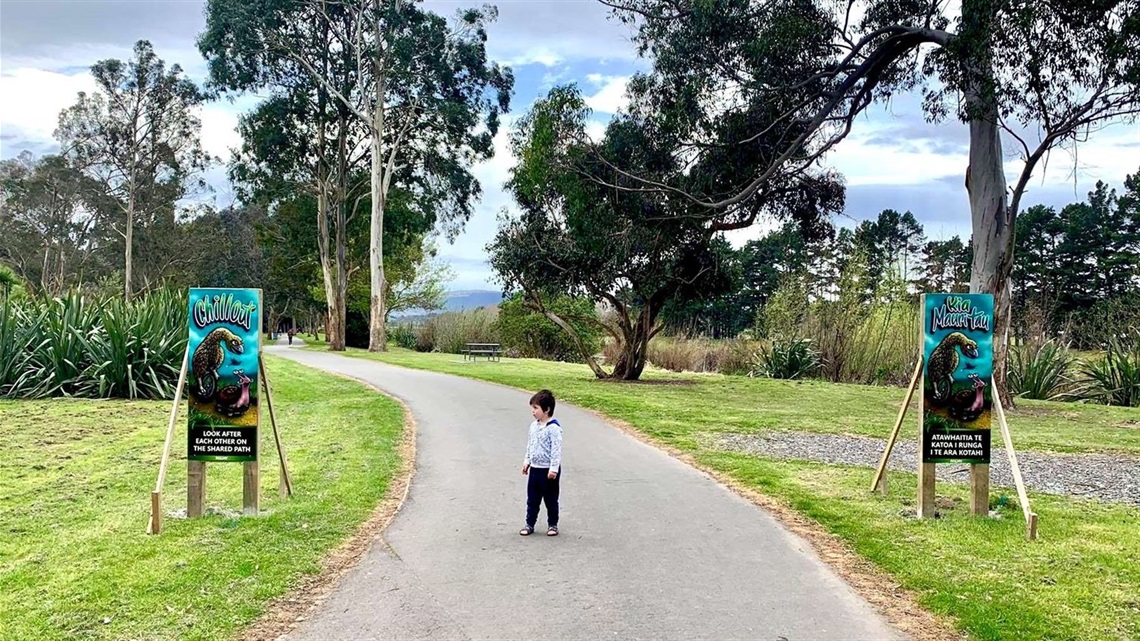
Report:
239,381,418,641
580,407,968,641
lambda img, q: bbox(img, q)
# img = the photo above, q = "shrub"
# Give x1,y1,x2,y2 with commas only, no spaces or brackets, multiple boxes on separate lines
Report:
0,296,49,398
78,289,188,399
0,289,187,399
751,339,820,379
389,323,418,350
1009,339,1076,401
1076,331,1140,407
496,294,601,362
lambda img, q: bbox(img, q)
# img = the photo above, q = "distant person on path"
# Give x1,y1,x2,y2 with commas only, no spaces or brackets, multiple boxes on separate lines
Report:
520,389,562,537
287,328,295,345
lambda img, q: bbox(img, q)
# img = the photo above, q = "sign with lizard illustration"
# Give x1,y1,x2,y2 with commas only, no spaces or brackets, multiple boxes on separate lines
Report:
922,293,994,464
186,288,262,462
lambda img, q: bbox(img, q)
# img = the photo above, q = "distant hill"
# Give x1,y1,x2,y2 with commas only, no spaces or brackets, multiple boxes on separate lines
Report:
444,290,503,311
391,289,503,321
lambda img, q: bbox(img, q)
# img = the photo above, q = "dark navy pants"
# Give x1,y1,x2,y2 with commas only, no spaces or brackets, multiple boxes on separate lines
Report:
526,466,560,528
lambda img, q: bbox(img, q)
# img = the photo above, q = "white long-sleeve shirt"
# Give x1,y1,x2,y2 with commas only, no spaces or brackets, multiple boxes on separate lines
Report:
523,418,562,471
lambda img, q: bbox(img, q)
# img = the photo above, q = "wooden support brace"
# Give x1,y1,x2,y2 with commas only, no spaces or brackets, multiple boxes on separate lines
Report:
260,359,293,497
872,357,923,494
149,346,190,535
993,386,1037,540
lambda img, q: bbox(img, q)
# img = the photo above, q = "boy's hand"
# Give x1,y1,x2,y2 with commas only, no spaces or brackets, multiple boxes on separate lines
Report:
522,464,530,475
547,470,558,480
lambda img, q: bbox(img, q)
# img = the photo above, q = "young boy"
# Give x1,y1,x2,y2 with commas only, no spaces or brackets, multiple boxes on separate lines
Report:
520,389,562,537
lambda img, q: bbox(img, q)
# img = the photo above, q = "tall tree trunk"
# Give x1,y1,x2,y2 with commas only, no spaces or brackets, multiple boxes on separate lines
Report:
125,173,135,302
963,0,1014,408
317,186,345,351
368,133,387,352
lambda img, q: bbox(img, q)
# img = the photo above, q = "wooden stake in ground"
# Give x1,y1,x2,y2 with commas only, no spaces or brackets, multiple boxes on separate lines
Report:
993,385,1038,540
970,463,990,516
188,460,206,517
149,346,190,535
871,357,923,495
260,358,293,498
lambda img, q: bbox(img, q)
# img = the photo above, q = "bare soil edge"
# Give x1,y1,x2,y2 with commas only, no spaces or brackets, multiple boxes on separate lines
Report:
238,377,418,641
580,407,968,641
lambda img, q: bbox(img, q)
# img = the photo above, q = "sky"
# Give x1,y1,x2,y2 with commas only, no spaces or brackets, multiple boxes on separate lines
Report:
2,0,1138,291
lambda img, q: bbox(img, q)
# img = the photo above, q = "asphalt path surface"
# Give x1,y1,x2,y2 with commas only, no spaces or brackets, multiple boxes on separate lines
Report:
271,343,905,641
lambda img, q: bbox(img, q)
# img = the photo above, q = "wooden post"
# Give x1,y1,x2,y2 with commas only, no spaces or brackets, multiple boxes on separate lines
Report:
918,462,937,518
188,461,206,518
993,386,1037,540
243,460,259,515
259,359,293,497
871,357,923,494
915,300,937,519
969,464,990,516
149,346,190,534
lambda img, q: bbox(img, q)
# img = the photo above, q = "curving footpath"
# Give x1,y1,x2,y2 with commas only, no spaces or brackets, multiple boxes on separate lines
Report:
270,342,906,641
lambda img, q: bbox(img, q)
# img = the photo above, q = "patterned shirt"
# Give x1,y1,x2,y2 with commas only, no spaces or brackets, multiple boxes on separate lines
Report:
523,418,563,471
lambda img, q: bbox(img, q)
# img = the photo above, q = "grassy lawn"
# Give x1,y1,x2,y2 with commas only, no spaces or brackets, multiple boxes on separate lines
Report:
0,354,406,641
315,345,1140,641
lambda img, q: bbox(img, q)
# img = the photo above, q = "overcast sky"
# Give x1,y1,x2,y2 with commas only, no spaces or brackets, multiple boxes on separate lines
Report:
2,0,1137,291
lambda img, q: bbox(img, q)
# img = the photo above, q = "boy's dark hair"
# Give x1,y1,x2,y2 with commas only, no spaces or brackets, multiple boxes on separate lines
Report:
530,389,556,416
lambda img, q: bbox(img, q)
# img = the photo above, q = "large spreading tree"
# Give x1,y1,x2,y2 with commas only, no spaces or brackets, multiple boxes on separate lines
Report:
600,0,1140,403
490,86,841,379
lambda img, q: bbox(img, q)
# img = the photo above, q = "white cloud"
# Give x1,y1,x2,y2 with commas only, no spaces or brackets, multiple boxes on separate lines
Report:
0,68,98,149
583,75,629,115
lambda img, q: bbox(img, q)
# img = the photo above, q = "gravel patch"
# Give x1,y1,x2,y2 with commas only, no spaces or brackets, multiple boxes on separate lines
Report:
714,431,1140,506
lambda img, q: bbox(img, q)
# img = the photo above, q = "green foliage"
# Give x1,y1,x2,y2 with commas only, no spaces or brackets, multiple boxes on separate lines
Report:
1078,331,1140,407
0,289,188,399
1009,339,1076,401
496,293,600,362
0,296,49,398
78,289,188,399
751,339,820,380
760,260,917,386
389,323,419,350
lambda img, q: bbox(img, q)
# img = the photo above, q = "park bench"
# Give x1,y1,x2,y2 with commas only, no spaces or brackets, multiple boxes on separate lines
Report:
463,342,502,362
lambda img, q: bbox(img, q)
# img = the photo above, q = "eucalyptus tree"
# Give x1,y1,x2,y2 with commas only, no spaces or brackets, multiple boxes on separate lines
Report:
200,0,512,351
55,40,209,301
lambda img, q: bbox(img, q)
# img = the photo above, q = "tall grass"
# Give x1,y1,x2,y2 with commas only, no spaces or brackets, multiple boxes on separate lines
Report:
0,289,188,399
762,264,918,386
649,337,755,375
416,308,499,354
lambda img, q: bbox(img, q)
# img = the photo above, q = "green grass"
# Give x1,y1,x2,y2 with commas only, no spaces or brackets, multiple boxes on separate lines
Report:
309,346,1140,455
315,345,1140,641
0,354,406,641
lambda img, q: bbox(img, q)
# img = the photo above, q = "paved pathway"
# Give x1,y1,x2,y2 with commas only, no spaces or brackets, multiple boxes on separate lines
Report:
270,343,906,641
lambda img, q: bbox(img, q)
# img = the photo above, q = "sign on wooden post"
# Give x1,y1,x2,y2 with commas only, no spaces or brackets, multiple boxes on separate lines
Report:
149,288,293,534
919,293,994,517
187,288,263,514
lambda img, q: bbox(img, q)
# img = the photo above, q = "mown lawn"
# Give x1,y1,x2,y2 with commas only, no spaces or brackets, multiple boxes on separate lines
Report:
0,354,406,641
317,345,1140,641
